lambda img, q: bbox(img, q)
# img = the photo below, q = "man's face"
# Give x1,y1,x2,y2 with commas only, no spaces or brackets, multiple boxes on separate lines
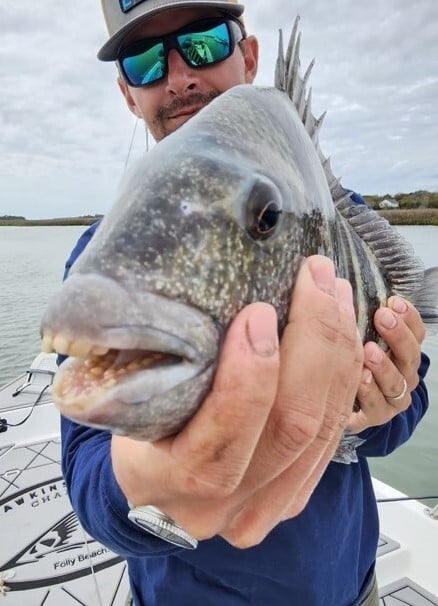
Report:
117,7,259,141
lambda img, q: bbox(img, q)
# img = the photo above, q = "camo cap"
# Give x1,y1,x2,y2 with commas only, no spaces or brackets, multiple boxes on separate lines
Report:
98,0,245,61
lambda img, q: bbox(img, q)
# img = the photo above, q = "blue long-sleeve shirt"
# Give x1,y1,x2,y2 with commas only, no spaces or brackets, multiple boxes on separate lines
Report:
61,219,430,606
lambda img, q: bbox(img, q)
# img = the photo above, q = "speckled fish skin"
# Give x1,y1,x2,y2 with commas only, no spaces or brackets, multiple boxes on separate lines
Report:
41,85,342,440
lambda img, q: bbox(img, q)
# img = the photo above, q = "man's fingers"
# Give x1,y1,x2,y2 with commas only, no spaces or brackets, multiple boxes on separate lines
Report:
222,418,346,548
171,302,280,496
349,296,424,434
347,368,381,434
373,300,422,390
361,340,414,412
348,356,412,435
387,296,426,345
224,313,362,548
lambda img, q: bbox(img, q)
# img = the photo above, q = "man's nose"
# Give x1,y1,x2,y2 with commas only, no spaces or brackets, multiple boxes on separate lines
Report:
165,49,201,95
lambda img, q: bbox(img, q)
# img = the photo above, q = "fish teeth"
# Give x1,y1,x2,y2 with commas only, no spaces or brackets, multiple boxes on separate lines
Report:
89,366,105,377
41,333,109,358
41,334,54,353
91,345,110,356
69,339,93,358
53,335,71,355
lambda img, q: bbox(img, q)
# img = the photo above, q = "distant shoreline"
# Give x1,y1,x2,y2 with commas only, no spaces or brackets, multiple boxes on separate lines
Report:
1,209,438,227
0,217,100,227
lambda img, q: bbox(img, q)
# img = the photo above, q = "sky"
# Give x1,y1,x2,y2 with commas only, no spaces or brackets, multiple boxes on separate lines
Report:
1,0,437,219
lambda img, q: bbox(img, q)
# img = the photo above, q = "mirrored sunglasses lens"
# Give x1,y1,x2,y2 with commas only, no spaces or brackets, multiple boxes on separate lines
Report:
122,43,165,85
178,22,231,66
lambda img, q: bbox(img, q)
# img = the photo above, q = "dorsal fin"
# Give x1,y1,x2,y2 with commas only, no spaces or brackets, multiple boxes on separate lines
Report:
275,16,344,205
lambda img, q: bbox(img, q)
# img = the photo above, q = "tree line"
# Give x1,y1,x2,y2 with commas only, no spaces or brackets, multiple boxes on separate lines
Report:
363,191,438,210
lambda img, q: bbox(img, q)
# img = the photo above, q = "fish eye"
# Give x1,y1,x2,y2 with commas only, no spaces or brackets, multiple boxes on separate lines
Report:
246,181,283,240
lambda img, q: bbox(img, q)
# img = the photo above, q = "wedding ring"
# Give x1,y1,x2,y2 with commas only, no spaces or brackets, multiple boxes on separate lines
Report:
384,377,408,401
128,505,198,549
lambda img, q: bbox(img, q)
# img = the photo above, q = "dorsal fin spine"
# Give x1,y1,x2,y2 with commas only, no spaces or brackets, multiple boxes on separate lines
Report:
275,16,342,205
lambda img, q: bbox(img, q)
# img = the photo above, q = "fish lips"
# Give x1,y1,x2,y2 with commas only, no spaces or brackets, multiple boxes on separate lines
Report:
55,353,217,441
42,273,220,440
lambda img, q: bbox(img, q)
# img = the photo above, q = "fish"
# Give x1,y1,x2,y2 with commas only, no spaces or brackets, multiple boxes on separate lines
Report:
40,17,438,441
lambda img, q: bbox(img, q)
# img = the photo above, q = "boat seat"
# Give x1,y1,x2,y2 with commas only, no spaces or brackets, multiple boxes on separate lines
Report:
13,353,57,396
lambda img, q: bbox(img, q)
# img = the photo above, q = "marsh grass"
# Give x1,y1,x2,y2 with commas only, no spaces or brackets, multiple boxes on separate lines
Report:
378,209,438,225
1,210,437,227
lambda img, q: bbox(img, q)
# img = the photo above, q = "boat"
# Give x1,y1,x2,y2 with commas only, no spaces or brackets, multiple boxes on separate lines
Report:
374,479,438,605
1,353,437,605
0,353,129,604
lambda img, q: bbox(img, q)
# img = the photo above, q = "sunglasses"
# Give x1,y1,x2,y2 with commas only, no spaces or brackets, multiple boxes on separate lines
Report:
118,18,244,87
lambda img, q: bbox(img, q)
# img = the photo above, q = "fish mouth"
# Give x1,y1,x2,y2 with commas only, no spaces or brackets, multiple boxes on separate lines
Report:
41,273,220,439
49,333,193,412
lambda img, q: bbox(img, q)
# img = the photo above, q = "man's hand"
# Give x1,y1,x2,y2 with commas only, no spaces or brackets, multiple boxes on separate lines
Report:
347,296,425,434
111,256,363,548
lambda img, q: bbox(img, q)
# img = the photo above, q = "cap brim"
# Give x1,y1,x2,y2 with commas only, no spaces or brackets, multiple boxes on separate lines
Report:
98,1,244,61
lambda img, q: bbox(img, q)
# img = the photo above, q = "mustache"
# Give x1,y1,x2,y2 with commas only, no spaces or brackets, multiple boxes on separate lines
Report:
156,91,220,121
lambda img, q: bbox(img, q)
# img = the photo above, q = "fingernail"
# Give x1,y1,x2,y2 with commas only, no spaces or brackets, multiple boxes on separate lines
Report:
391,297,408,314
246,304,279,356
309,257,335,296
381,309,397,330
362,369,373,385
369,347,384,365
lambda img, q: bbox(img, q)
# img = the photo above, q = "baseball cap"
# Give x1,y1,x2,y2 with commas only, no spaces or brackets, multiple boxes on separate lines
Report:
98,0,245,61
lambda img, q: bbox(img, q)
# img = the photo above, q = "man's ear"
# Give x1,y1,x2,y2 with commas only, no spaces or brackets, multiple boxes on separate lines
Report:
242,35,259,83
117,76,143,118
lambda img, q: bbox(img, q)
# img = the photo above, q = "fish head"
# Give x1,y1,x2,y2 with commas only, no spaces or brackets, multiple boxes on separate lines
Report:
41,84,336,440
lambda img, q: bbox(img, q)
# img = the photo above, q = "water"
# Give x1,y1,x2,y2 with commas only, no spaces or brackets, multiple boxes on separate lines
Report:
0,224,437,503
0,226,86,384
368,226,438,505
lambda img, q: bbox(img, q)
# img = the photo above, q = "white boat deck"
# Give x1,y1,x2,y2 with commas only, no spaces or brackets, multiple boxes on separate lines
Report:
0,356,130,604
1,354,437,604
374,478,437,605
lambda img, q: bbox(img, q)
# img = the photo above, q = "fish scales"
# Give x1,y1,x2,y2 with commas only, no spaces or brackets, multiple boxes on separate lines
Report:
40,19,438,440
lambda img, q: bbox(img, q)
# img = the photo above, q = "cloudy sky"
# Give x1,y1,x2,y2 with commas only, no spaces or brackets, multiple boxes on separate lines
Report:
1,0,437,219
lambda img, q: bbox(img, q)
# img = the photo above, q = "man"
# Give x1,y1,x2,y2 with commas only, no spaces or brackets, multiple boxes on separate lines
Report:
61,1,429,605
